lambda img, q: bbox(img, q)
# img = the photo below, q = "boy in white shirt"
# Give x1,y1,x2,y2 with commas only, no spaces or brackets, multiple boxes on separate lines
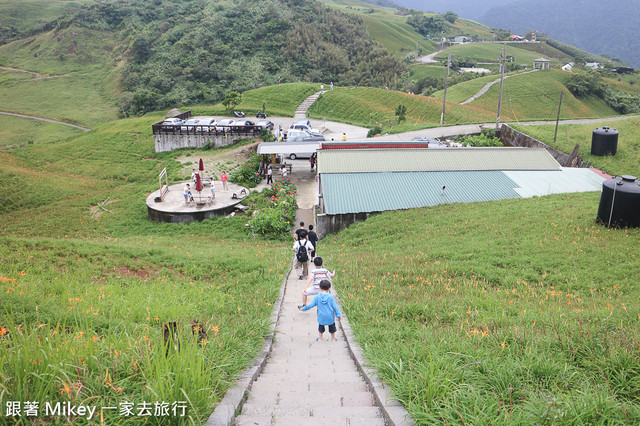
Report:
302,257,335,306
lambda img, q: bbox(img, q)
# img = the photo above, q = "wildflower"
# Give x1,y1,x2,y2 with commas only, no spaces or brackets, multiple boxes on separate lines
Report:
0,326,8,336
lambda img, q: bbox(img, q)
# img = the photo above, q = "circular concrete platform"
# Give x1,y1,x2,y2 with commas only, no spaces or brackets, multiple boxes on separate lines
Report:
146,181,249,223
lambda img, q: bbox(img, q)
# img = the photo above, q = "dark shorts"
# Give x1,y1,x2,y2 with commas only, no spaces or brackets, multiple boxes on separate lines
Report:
318,323,336,334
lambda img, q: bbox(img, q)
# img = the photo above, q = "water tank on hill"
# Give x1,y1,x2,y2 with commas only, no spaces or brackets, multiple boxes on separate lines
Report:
591,126,618,156
597,175,640,228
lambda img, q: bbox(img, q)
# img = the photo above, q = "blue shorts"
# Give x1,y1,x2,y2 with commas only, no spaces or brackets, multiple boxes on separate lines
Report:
318,323,336,334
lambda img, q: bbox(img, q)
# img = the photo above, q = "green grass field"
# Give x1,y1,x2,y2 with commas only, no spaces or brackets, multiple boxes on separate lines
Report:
468,69,617,121
192,83,318,118
0,114,84,149
0,27,122,127
409,64,449,80
321,192,640,423
435,43,555,67
307,87,495,132
0,113,292,423
0,0,92,39
431,72,499,103
514,116,640,178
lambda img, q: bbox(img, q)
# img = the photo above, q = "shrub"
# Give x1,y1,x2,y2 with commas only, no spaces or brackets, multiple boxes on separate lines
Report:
368,125,383,138
456,133,503,147
229,153,262,188
249,178,297,238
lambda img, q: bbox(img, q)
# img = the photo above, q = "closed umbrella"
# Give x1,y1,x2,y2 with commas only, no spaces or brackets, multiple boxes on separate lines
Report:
199,158,204,172
195,173,203,202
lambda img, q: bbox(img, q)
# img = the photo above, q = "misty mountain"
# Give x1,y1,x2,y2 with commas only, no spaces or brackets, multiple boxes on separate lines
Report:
391,0,513,20
479,0,640,67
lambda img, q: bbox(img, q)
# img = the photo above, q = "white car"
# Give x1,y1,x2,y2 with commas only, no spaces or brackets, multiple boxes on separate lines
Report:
217,119,235,130
196,117,217,132
161,117,184,131
289,122,323,137
181,118,200,131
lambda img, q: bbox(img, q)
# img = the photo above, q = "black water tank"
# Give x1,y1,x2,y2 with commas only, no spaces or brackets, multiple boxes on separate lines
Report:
591,126,618,156
597,175,640,227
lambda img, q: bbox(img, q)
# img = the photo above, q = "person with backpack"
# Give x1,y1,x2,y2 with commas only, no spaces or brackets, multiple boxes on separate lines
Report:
292,231,313,280
302,257,335,306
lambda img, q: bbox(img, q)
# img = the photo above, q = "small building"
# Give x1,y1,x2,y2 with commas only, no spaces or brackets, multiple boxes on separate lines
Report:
452,36,471,44
533,58,551,70
509,35,524,41
561,62,574,72
613,67,635,74
585,62,602,70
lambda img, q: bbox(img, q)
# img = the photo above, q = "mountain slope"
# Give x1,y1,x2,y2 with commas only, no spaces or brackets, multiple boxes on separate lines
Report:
479,0,640,67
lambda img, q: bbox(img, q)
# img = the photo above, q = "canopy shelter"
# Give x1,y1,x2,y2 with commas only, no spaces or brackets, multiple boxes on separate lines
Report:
257,142,320,156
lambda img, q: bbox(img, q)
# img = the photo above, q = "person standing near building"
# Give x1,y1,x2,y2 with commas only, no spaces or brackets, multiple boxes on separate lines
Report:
221,171,228,191
342,133,347,142
266,166,273,185
209,178,215,201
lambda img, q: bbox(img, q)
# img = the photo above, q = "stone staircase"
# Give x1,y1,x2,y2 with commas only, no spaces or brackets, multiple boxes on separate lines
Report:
294,91,322,119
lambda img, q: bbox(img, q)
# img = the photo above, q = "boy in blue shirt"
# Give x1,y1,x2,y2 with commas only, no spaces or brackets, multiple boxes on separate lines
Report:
298,280,341,342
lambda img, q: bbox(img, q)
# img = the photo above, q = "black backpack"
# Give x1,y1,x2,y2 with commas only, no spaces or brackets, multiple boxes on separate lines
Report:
296,242,309,262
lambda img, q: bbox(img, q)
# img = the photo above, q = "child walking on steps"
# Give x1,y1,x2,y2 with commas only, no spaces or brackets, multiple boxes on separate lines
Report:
298,280,341,342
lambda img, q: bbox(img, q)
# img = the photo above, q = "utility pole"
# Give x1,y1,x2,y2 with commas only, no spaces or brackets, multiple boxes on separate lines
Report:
496,43,506,132
440,53,451,125
553,90,563,144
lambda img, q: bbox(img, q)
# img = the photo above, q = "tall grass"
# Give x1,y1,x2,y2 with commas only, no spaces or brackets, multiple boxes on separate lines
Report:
0,112,292,424
321,192,640,423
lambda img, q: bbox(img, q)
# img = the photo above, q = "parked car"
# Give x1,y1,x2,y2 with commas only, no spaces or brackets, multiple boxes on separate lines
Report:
216,119,235,130
281,141,320,160
289,122,323,137
255,120,274,131
181,118,201,131
231,119,255,131
161,117,184,131
286,129,325,142
196,117,217,133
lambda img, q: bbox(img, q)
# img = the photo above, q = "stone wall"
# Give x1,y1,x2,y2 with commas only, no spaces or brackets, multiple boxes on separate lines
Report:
315,210,377,239
154,133,243,153
500,124,586,167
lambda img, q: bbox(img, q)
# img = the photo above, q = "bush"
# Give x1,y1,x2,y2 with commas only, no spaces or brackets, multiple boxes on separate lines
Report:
456,133,503,147
230,153,262,188
368,125,383,138
249,178,297,238
260,129,275,142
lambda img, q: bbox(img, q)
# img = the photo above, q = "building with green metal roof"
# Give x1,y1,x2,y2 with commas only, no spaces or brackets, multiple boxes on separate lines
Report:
315,147,605,236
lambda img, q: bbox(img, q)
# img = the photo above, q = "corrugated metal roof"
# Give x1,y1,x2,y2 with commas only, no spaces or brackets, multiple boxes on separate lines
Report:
320,169,604,215
317,147,561,174
321,171,521,215
505,168,605,197
257,142,319,155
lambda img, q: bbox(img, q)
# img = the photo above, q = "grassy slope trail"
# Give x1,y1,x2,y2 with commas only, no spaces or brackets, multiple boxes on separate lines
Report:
0,111,90,131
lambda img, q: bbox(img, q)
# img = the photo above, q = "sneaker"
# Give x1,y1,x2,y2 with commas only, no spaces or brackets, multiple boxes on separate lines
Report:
299,275,304,280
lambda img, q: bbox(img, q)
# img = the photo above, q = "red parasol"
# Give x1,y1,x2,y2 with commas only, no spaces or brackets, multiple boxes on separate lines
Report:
195,173,203,201
199,158,204,172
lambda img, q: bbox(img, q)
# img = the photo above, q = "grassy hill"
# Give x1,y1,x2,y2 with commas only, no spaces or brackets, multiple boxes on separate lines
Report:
0,114,292,423
321,191,640,423
307,86,496,132
466,69,617,121
0,26,124,126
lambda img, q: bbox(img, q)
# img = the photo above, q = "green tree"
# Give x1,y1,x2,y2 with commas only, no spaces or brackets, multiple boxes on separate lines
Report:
395,104,407,122
443,11,458,24
566,70,606,98
222,91,242,112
